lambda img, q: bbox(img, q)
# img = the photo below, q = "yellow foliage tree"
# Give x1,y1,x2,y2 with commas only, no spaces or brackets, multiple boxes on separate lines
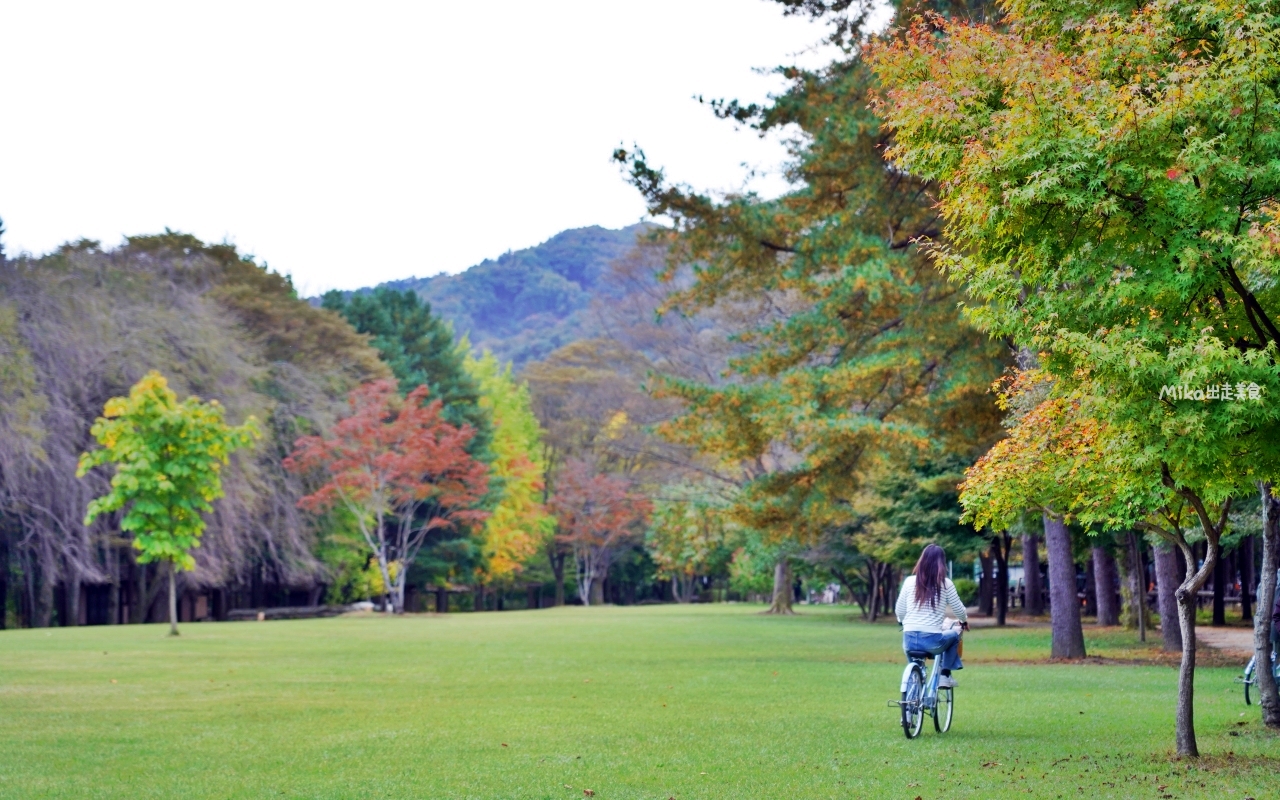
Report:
465,352,553,585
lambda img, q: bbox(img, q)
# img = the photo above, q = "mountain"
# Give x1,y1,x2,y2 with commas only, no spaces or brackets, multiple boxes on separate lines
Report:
375,224,648,368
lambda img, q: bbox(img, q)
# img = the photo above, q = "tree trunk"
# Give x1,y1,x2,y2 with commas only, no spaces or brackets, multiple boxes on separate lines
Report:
1093,546,1120,625
376,554,393,614
1240,535,1255,622
1255,483,1280,729
767,559,794,615
1168,506,1225,757
1119,533,1149,640
674,574,697,603
1154,545,1183,652
1174,580,1199,756
978,550,993,616
550,549,566,607
392,577,406,614
167,563,179,636
132,560,145,624
106,546,120,625
0,534,8,630
863,561,880,622
65,561,80,627
589,577,604,606
1022,532,1043,615
1044,513,1086,659
1083,556,1098,617
994,534,1009,626
137,562,164,624
1212,552,1227,626
35,562,53,628
1129,532,1148,643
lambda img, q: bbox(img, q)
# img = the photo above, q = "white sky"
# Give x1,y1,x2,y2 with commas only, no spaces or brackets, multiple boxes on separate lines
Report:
2,1,888,293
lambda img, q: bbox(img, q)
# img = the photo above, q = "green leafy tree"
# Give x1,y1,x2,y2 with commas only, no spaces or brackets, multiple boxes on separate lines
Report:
647,482,737,602
871,0,1280,753
78,371,258,635
323,287,492,456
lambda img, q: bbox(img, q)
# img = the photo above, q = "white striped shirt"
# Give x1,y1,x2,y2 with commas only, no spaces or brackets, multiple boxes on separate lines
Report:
895,575,968,633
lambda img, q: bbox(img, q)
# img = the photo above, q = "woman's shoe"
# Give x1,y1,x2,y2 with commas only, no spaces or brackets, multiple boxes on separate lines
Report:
937,676,956,689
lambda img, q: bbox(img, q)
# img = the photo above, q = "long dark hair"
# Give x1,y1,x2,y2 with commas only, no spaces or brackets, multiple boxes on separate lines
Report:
913,544,948,609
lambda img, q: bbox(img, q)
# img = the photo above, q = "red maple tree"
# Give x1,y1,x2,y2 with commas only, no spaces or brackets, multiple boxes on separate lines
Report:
549,459,651,606
284,379,488,612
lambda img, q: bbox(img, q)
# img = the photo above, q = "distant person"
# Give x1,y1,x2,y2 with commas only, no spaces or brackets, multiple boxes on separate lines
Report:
895,543,969,688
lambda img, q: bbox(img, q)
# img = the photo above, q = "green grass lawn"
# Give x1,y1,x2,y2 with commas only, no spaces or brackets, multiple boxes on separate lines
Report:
0,604,1275,799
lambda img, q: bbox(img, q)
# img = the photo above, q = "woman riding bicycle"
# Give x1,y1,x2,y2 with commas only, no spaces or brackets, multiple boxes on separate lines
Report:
895,543,968,689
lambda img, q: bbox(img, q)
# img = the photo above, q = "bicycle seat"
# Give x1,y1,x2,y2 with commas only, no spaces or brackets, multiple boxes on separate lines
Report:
906,650,932,660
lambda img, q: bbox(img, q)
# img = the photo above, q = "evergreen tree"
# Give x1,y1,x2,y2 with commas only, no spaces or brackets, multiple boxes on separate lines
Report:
322,288,491,456
614,0,1005,609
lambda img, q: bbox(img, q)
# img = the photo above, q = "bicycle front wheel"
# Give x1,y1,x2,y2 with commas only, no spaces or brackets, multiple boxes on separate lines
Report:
934,686,953,733
901,664,925,739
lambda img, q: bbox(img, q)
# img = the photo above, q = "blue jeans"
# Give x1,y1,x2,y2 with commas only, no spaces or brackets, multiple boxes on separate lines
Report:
903,630,963,672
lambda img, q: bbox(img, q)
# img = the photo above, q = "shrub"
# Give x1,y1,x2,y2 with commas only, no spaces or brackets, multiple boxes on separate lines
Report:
952,578,978,607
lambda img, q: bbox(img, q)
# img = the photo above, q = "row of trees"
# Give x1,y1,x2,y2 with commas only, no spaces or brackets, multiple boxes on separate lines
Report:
0,232,392,628
0,229,671,633
610,0,1280,760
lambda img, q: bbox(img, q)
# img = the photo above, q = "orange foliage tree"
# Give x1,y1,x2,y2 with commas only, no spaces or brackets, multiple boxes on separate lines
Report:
285,379,488,613
549,459,651,606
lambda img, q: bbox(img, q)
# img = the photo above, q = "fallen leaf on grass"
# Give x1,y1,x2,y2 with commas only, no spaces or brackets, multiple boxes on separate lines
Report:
583,790,595,797
501,743,508,747
981,761,1001,768
110,679,117,684
564,785,572,789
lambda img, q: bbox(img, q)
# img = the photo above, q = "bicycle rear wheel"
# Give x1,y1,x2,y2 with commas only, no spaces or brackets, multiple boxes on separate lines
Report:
934,686,953,732
901,664,925,739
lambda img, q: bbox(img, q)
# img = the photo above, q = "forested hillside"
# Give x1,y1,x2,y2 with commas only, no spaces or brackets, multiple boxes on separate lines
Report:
371,224,648,367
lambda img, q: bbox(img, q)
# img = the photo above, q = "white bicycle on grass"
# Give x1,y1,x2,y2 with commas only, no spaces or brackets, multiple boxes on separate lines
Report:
890,620,964,739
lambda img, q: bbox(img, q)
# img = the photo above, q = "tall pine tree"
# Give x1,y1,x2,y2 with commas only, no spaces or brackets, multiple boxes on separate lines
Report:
615,0,1005,611
323,288,491,456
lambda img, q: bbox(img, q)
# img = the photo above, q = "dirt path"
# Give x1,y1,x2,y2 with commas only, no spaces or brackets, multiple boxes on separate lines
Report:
966,614,1258,659
1196,626,1256,658
965,617,1047,628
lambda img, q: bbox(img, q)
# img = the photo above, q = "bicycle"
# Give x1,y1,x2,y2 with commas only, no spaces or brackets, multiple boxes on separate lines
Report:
890,622,963,739
1241,648,1279,706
